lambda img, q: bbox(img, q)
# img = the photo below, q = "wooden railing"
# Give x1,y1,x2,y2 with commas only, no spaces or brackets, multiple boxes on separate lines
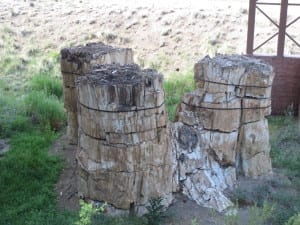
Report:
247,0,300,56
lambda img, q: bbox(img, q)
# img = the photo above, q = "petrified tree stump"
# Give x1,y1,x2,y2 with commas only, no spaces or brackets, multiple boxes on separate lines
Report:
172,54,274,212
60,43,134,144
76,64,173,213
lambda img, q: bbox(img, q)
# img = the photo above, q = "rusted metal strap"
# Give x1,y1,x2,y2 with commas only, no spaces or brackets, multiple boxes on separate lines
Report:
195,78,272,88
61,70,83,75
78,100,165,113
79,128,165,146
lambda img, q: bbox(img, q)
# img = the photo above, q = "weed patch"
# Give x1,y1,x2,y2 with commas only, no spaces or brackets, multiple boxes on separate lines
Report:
30,74,63,99
0,131,75,225
164,71,195,121
25,91,66,131
230,116,300,225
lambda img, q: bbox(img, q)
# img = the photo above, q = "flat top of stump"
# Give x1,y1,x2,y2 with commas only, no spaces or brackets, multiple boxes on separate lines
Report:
61,42,131,61
199,54,273,74
76,64,162,85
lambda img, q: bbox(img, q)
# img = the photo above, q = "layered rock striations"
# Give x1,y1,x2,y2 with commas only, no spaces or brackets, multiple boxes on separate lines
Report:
171,55,274,212
76,64,173,214
61,43,134,144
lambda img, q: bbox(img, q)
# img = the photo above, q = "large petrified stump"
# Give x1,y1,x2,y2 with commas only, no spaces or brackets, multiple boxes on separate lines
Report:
172,54,274,212
76,64,173,214
60,43,134,144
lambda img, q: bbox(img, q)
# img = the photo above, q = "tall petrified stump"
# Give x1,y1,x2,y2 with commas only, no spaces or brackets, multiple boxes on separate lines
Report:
172,55,274,212
60,43,134,144
76,64,173,214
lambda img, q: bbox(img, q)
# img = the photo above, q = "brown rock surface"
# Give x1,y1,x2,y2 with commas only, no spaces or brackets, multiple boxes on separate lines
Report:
61,43,133,75
60,43,134,144
238,119,272,178
172,54,274,212
76,64,173,212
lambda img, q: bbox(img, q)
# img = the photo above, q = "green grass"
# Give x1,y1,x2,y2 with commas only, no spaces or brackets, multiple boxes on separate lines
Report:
0,27,73,224
1,24,299,225
231,116,300,225
25,91,66,131
30,74,63,99
268,116,300,224
269,116,300,176
164,71,195,121
0,130,76,225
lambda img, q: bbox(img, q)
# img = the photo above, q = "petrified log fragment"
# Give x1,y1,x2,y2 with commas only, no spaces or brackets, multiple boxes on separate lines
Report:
238,119,272,178
172,54,274,212
194,54,274,99
60,43,134,144
76,64,173,211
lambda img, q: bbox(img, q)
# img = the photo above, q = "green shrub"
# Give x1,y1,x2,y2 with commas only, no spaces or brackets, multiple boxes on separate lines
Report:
30,74,63,99
25,91,66,131
92,214,147,225
144,197,166,225
164,71,195,121
285,213,300,225
0,95,29,137
76,201,96,225
248,202,274,225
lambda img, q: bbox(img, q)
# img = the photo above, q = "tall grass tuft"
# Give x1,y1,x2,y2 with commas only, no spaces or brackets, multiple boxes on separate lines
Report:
0,95,29,138
164,71,195,121
30,74,63,99
25,91,66,131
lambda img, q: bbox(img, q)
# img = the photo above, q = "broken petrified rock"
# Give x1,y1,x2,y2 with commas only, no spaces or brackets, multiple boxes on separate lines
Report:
76,64,173,212
61,42,134,76
241,98,271,123
170,122,236,212
176,89,241,132
238,119,272,178
172,54,274,212
60,42,134,144
194,54,274,99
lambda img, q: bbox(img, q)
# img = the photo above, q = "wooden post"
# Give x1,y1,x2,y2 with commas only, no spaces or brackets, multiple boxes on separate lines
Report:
247,0,256,55
277,0,288,57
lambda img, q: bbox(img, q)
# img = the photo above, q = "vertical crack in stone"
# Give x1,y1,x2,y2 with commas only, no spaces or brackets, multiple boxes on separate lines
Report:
76,63,172,213
61,43,134,144
172,54,274,212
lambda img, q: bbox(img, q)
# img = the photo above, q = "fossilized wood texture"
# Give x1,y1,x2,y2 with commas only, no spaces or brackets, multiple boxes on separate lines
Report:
238,119,272,178
76,64,173,211
61,42,134,76
170,122,237,212
194,54,274,99
172,55,274,212
60,42,134,144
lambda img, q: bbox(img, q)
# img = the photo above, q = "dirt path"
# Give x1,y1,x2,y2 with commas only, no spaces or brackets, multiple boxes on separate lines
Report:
50,134,80,211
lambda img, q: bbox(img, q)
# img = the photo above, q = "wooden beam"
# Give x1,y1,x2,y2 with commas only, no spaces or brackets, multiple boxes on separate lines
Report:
277,0,288,57
247,0,257,55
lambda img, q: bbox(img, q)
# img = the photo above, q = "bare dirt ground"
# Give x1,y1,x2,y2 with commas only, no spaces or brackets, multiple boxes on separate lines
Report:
1,0,298,76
